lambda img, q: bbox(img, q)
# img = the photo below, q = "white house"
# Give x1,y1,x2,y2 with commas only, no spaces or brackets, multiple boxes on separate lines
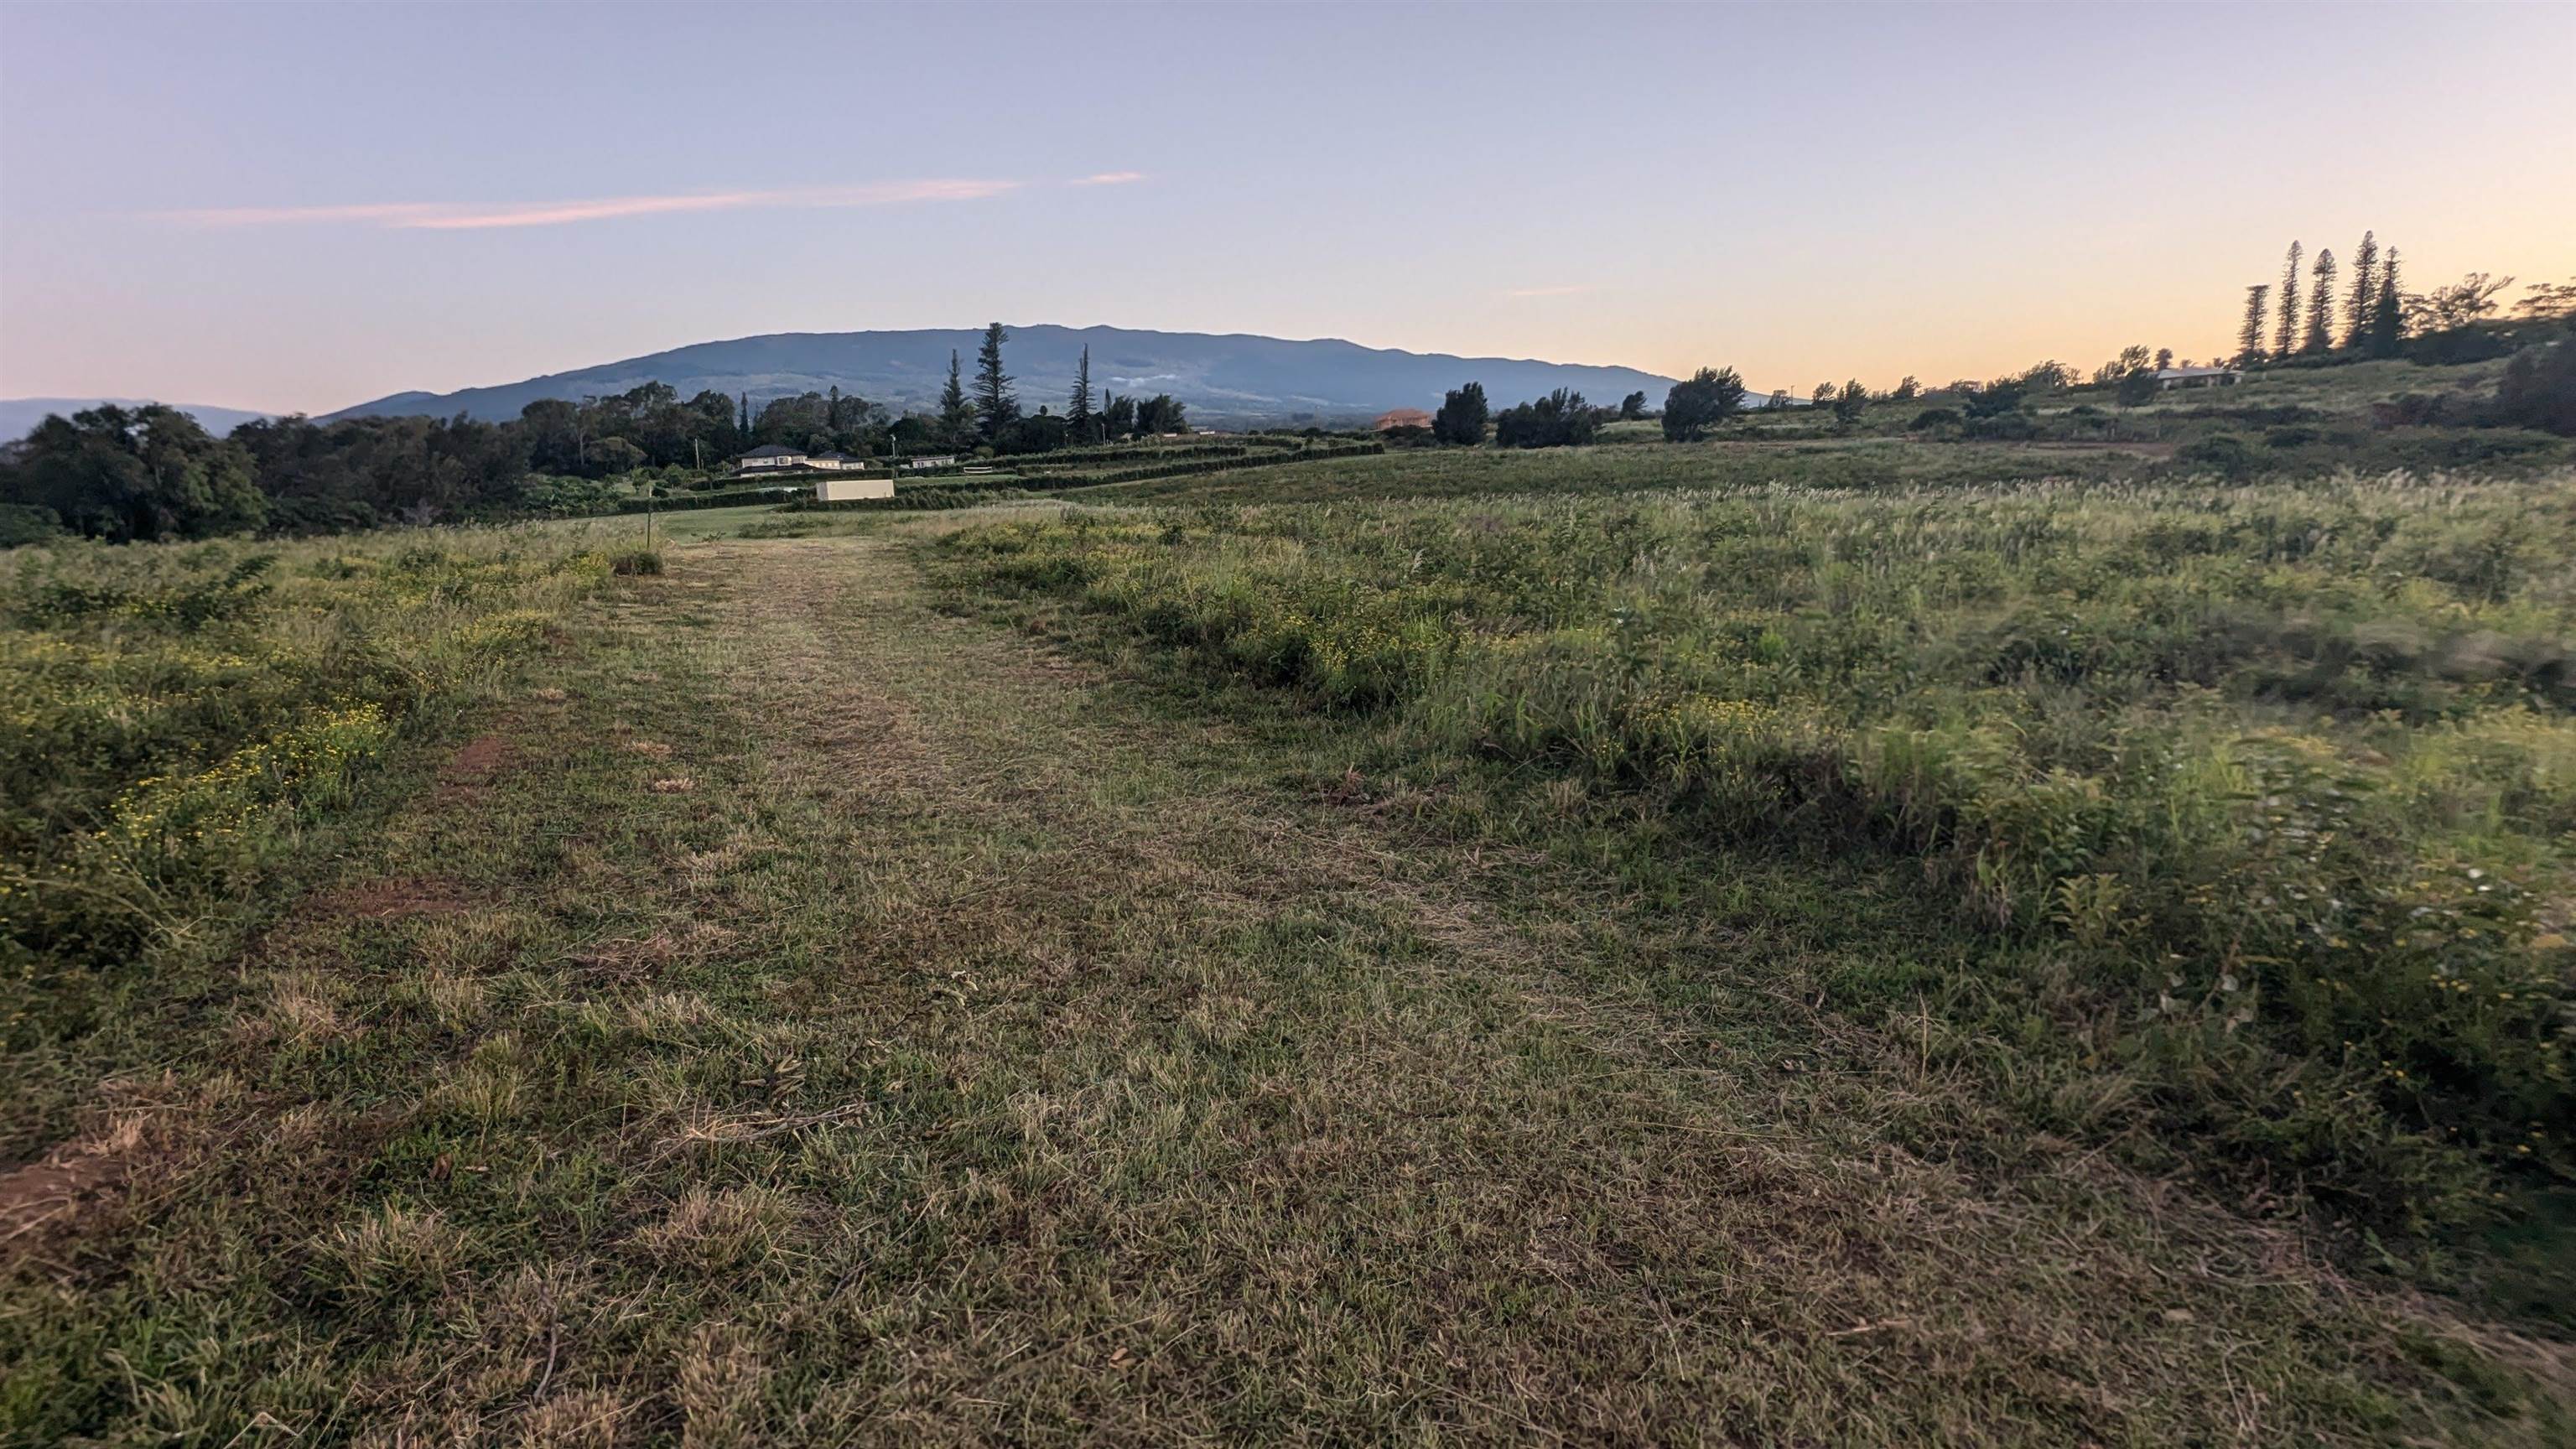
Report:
808,452,860,471
737,444,808,471
2153,366,2241,391
900,454,958,471
814,475,895,502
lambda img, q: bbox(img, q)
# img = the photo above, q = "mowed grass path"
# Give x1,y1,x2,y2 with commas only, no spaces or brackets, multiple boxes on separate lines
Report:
8,527,2568,1445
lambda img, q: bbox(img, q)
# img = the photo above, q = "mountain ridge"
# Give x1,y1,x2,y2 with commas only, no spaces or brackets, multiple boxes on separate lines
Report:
322,325,1692,428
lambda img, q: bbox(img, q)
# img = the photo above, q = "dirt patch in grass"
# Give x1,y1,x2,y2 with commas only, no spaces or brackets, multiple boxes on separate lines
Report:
0,1148,120,1265
440,732,517,788
305,875,475,921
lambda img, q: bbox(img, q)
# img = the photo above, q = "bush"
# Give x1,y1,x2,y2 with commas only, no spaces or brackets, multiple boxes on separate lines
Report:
1493,390,1597,449
2491,341,2576,436
2176,434,2259,478
0,504,65,548
1662,368,1745,442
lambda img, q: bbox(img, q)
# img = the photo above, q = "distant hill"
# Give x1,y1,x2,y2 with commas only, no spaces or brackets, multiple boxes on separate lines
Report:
324,325,1690,428
2,397,273,442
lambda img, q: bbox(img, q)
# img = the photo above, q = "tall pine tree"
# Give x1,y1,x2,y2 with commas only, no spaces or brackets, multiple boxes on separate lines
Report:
937,350,975,447
2368,247,2406,356
1067,346,1094,441
2344,230,2379,350
2301,249,2338,355
2237,284,2270,367
974,322,1018,444
2273,242,2303,359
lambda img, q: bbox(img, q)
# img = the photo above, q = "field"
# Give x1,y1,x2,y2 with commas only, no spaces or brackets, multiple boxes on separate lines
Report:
5,432,2576,1444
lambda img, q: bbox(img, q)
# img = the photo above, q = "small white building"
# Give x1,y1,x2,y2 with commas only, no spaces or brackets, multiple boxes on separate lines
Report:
2153,366,2241,391
808,452,860,471
814,475,895,502
737,444,808,471
900,454,958,471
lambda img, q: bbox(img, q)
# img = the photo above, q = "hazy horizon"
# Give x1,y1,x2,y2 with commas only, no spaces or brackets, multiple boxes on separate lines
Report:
4,1,2570,415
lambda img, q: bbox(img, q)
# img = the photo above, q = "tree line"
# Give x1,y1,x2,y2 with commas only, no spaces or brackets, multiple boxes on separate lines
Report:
2233,232,2573,368
944,323,1192,455
0,322,1210,543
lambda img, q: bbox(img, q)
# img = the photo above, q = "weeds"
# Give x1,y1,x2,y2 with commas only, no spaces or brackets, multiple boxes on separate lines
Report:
939,470,2576,1223
0,529,606,1156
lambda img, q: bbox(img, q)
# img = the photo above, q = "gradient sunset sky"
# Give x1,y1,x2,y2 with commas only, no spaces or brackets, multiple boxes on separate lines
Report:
3,1,2570,414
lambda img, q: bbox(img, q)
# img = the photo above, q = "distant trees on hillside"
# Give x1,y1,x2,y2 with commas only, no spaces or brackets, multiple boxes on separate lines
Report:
2208,227,2573,366
1067,347,1096,442
1433,382,1489,444
2344,231,2380,349
2301,250,2338,355
938,351,976,447
3,405,266,542
2237,285,2271,367
1661,367,1744,441
2274,242,2303,360
1493,389,1597,449
974,322,1019,444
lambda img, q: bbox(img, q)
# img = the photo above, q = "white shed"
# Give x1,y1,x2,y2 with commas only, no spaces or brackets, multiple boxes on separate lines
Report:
814,475,895,502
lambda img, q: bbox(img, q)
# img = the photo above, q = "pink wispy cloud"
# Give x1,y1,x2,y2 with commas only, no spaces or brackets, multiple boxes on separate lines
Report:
156,179,1021,231
1068,171,1146,186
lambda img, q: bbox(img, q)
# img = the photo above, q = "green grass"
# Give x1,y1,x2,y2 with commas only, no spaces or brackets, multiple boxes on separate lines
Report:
1093,437,2165,503
935,471,2576,1227
7,470,2576,1444
0,527,615,1160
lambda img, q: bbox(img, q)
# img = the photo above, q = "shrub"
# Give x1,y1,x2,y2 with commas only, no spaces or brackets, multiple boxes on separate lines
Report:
1493,390,1597,449
2176,434,2259,478
0,504,62,548
2491,341,2576,436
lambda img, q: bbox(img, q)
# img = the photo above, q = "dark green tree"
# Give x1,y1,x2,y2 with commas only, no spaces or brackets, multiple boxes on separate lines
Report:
1101,392,1138,440
0,404,265,542
1618,390,1647,420
2273,241,2303,359
1135,394,1187,435
1492,390,1597,449
1831,379,1869,428
1660,366,1744,441
1067,345,1095,441
2367,247,2407,356
973,323,1018,443
2236,284,2271,366
2344,230,2379,349
2491,340,2576,436
1432,382,1490,444
2301,249,2338,355
937,350,976,447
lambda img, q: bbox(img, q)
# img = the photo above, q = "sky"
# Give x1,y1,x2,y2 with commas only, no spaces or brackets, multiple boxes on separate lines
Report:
3,1,2571,414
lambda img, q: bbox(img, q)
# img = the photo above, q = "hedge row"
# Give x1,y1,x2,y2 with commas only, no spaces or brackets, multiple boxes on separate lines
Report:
785,486,1031,513
614,486,803,514
1049,442,1386,489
